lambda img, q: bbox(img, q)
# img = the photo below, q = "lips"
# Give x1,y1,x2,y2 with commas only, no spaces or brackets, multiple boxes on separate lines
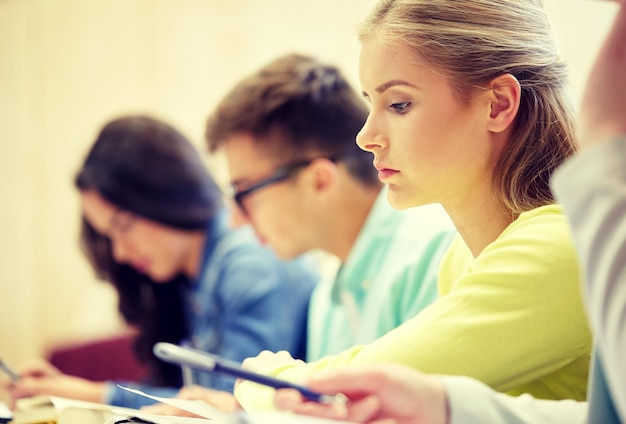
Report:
132,259,150,274
374,162,399,181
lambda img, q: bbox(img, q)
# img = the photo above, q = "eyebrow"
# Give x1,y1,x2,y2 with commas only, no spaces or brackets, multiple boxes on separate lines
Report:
362,79,419,97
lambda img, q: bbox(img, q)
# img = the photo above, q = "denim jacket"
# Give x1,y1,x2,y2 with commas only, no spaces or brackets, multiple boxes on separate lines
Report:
104,211,318,408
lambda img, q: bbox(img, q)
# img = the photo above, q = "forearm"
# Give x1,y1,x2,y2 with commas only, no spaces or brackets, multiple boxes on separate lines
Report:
578,4,626,147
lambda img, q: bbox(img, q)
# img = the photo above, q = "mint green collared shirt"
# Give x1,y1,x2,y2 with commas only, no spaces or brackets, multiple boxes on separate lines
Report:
307,190,456,361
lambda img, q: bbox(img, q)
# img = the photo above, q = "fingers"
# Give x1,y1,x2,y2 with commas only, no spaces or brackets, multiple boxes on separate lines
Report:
14,359,60,378
176,385,212,400
154,385,238,413
274,388,304,411
306,366,391,395
241,350,300,372
141,403,202,418
340,396,382,423
7,374,105,404
141,403,177,416
279,393,381,423
275,387,383,423
298,395,381,423
10,377,50,398
238,350,303,393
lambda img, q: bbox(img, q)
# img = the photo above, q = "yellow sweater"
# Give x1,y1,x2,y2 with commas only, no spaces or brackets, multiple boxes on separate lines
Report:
235,205,592,410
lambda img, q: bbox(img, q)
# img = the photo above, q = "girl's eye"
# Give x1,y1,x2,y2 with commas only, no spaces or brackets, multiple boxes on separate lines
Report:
390,102,410,113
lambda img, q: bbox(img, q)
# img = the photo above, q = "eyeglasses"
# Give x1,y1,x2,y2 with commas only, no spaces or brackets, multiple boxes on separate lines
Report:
226,156,338,215
108,209,137,238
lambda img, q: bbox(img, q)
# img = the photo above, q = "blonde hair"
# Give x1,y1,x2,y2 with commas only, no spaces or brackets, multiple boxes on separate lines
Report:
359,0,577,215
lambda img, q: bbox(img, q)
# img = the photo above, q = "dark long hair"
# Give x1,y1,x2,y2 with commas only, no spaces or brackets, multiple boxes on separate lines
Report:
75,115,222,385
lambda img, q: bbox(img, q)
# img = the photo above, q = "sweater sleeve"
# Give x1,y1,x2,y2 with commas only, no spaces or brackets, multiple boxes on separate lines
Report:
235,206,591,411
443,375,587,424
551,136,626,422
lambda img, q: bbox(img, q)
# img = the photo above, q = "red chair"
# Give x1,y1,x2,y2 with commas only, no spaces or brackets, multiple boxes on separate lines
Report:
47,333,149,382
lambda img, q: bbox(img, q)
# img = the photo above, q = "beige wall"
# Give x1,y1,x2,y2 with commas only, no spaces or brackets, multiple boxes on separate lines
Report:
0,0,619,365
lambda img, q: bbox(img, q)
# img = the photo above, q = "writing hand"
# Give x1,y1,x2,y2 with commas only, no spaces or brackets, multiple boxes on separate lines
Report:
274,364,449,424
6,358,105,405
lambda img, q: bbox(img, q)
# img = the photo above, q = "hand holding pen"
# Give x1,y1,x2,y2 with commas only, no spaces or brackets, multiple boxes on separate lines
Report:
273,363,449,423
153,343,349,406
2,358,107,404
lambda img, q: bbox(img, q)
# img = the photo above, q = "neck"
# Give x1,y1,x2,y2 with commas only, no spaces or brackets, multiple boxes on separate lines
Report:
444,190,514,258
321,184,381,262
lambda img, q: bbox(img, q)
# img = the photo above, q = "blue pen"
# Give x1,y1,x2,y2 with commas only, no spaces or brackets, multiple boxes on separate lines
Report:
153,342,348,405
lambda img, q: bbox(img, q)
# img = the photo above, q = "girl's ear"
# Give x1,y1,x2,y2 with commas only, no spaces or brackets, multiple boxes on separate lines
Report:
486,73,521,133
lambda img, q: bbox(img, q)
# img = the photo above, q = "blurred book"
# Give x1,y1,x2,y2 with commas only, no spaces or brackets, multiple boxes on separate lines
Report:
10,389,354,424
10,395,163,424
104,412,211,423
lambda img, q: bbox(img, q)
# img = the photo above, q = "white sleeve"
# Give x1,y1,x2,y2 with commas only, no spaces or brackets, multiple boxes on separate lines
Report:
551,136,626,422
442,376,587,424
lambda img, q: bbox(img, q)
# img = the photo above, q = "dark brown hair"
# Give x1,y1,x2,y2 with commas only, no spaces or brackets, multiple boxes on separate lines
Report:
206,53,379,187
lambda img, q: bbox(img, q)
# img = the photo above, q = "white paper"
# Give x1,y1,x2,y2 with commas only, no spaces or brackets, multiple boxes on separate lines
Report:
118,385,356,424
118,385,230,422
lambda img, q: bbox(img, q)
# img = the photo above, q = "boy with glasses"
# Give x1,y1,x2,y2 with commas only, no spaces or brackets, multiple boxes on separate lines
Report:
205,53,456,362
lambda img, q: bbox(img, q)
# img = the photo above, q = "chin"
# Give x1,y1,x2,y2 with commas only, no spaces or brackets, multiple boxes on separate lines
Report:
386,190,418,210
148,270,177,283
386,184,429,210
274,248,300,261
270,243,304,261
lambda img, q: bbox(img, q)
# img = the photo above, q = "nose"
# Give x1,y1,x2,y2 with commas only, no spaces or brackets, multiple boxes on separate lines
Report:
229,201,249,228
356,113,386,153
111,237,131,263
